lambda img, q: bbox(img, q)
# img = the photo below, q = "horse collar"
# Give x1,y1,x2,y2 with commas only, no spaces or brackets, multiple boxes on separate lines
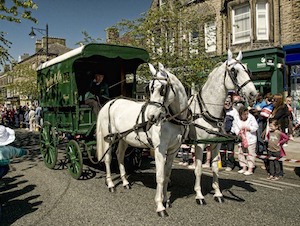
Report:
195,93,224,124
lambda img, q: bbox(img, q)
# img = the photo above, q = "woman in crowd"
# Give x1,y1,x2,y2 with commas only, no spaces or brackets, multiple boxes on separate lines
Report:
232,106,258,176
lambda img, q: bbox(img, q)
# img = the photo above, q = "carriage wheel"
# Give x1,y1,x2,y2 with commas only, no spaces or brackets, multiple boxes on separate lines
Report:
40,121,58,169
66,140,83,180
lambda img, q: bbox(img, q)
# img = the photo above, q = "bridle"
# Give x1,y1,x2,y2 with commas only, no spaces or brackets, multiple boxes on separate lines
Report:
147,70,191,125
195,60,253,125
147,70,176,113
225,60,252,95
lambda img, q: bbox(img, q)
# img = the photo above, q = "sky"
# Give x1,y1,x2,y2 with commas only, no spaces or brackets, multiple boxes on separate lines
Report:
2,0,153,65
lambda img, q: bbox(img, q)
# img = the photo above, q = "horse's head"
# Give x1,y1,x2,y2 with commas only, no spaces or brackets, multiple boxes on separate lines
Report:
147,63,177,123
224,50,257,105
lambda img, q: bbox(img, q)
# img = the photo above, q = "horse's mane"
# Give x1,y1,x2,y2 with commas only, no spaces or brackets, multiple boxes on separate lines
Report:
208,62,225,79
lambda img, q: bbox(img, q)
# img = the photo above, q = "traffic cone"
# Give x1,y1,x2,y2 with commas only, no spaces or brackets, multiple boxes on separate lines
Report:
217,152,222,169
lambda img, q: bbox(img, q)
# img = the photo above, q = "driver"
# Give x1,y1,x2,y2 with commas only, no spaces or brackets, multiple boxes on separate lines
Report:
84,73,109,115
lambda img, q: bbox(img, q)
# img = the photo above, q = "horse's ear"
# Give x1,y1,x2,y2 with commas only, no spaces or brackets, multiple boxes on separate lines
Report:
227,49,232,62
236,51,243,61
148,63,156,76
158,62,164,71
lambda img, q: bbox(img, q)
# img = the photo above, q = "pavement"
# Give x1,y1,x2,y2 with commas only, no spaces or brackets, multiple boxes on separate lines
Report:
255,136,300,170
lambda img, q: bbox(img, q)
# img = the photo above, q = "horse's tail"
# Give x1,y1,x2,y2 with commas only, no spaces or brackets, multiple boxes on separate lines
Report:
96,106,109,162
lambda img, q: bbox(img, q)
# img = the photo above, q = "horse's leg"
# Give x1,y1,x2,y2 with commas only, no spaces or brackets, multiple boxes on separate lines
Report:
116,140,130,189
104,148,116,192
210,143,224,203
162,149,177,208
154,147,168,217
193,144,206,205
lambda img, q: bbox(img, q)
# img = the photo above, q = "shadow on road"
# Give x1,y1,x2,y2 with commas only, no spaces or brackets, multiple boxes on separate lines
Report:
294,167,300,177
127,167,257,205
0,175,42,225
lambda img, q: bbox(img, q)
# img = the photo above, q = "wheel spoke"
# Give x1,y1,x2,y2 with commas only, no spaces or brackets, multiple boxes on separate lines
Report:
66,140,83,179
40,122,58,169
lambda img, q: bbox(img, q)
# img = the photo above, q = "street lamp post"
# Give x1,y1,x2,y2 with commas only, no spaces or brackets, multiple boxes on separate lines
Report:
29,24,49,60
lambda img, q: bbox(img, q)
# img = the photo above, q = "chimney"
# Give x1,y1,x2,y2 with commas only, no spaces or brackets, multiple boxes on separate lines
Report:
35,39,42,53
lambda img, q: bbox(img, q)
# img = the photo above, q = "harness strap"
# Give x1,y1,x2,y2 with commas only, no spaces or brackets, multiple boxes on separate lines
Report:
195,92,224,123
190,122,241,143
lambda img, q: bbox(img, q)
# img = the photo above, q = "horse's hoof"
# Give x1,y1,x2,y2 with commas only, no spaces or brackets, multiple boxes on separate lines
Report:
109,187,116,193
157,210,169,217
214,196,224,203
124,184,131,190
163,201,172,208
196,198,206,205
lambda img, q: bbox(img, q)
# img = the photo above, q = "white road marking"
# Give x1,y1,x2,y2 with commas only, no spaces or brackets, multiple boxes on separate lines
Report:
258,178,300,188
245,180,283,191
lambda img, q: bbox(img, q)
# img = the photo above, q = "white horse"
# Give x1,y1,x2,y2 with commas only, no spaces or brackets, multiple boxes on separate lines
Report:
188,50,257,205
96,63,189,217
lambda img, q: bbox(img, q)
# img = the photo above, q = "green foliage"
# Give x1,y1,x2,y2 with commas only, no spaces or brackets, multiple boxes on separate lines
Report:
0,0,38,66
75,30,102,46
6,63,38,99
111,0,219,88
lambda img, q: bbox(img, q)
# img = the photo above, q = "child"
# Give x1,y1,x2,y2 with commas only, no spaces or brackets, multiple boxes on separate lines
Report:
265,119,289,181
0,125,28,187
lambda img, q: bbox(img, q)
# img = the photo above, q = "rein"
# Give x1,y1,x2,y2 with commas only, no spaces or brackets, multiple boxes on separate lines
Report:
191,60,253,135
189,122,241,144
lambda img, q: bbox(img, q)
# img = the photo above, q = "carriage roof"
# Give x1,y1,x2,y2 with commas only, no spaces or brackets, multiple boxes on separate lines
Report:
36,43,150,72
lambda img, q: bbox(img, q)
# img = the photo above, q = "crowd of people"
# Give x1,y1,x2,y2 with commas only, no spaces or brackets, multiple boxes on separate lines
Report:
178,92,299,180
0,104,42,132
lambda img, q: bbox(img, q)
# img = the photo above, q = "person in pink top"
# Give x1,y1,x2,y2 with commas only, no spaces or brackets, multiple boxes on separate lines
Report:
265,118,289,181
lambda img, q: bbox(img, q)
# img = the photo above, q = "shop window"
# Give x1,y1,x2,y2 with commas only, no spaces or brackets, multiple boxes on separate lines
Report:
232,4,251,44
204,21,216,52
256,1,269,40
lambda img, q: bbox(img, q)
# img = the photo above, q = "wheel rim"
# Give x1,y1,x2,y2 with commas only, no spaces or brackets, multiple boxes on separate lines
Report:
66,140,83,179
40,122,58,169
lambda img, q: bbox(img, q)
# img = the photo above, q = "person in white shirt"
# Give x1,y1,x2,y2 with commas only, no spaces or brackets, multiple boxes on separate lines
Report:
232,105,258,175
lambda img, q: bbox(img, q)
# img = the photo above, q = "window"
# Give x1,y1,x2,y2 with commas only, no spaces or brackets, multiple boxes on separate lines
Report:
189,30,199,54
256,1,269,40
204,21,216,52
232,4,251,44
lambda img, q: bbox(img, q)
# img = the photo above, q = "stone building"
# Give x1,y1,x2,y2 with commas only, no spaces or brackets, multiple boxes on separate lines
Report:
150,0,300,94
0,37,71,107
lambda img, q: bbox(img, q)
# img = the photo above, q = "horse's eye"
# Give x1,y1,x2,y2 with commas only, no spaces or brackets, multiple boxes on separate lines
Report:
231,67,236,72
160,85,167,96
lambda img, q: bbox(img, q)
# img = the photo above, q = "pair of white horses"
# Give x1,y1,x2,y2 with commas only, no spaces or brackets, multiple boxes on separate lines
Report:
96,50,257,217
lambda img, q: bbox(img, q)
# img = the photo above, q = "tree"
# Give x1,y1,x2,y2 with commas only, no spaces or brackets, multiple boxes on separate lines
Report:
75,31,102,46
0,0,38,66
6,63,38,100
111,0,220,88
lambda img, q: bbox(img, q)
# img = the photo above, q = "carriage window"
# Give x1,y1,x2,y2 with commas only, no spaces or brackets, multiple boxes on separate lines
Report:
232,4,251,44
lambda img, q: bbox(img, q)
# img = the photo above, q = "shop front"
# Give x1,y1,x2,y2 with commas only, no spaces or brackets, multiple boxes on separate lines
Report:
283,43,300,119
241,47,285,95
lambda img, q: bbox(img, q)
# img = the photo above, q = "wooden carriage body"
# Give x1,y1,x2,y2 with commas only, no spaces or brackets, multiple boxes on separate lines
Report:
37,43,149,178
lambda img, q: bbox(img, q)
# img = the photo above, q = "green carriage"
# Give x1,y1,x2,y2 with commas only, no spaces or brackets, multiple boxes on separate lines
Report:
37,43,149,179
